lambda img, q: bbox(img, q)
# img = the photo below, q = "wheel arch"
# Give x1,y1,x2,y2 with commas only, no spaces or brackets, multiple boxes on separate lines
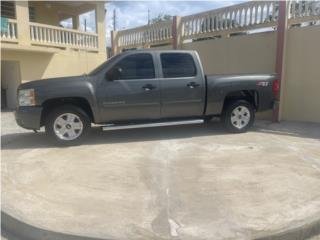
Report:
222,90,258,112
40,97,94,126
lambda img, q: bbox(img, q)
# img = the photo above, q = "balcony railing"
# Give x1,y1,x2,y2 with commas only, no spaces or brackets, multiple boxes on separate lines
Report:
181,1,278,40
0,19,18,42
117,20,172,48
29,22,98,49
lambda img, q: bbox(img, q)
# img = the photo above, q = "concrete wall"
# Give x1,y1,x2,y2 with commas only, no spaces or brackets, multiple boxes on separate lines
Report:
183,32,277,75
281,26,320,123
1,49,106,83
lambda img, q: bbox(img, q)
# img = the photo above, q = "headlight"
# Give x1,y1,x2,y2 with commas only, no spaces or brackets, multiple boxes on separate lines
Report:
18,89,36,106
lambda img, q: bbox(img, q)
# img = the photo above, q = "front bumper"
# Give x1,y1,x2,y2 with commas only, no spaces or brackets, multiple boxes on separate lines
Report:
15,106,43,130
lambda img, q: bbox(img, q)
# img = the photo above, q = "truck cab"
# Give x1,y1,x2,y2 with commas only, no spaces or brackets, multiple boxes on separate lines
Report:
94,50,206,122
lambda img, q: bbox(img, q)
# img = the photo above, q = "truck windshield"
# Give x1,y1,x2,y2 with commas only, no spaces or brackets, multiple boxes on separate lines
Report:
88,54,122,76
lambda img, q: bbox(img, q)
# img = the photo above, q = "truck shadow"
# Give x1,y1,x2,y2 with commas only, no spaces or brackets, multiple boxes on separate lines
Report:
2,121,319,150
1,122,228,150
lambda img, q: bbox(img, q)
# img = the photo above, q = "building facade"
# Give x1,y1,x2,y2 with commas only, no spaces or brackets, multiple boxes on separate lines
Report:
1,1,107,109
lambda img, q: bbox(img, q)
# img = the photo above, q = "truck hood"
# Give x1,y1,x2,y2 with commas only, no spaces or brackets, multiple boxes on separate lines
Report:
18,75,89,90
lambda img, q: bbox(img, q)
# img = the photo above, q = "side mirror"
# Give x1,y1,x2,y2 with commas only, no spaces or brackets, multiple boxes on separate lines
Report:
105,67,122,81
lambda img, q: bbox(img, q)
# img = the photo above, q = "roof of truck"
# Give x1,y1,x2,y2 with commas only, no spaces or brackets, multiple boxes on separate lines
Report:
122,49,197,53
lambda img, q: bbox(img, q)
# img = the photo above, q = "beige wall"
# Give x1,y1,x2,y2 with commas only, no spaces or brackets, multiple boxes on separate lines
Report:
281,26,320,123
183,32,277,74
1,49,106,82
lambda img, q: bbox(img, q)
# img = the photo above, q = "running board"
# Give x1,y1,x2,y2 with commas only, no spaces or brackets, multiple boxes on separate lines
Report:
101,119,204,131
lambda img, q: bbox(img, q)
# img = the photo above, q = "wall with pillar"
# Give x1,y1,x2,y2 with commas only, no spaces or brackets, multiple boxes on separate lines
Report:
281,26,320,123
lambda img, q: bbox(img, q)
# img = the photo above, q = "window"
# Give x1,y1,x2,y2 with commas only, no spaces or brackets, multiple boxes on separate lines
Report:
161,53,197,78
29,6,36,22
107,54,155,80
60,17,73,29
1,1,16,19
79,10,96,33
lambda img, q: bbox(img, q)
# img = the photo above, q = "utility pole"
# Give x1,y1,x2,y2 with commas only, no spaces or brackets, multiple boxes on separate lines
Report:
148,8,150,25
113,9,117,31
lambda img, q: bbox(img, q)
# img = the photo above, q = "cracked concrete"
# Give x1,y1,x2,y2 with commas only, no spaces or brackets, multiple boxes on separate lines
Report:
1,111,320,239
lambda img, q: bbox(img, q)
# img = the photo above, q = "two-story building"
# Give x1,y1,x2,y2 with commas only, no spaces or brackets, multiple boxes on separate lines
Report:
1,1,107,109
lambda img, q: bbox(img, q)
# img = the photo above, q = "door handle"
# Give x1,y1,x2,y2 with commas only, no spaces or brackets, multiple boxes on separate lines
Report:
142,84,156,91
187,82,200,89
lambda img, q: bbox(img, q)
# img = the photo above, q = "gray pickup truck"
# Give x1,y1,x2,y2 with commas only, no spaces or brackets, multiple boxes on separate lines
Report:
15,50,276,145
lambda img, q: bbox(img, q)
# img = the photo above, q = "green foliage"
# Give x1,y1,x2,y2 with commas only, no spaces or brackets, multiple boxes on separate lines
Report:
150,14,172,24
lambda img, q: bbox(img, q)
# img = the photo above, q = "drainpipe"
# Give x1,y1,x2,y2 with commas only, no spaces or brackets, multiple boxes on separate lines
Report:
273,1,288,122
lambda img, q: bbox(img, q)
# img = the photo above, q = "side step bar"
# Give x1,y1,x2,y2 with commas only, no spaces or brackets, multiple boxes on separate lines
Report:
101,119,204,131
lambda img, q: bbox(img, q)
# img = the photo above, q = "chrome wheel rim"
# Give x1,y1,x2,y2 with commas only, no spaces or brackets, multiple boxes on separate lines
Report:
53,113,83,141
231,106,250,129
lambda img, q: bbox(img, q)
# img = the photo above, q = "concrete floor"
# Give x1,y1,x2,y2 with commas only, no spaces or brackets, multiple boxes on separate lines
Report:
1,112,320,240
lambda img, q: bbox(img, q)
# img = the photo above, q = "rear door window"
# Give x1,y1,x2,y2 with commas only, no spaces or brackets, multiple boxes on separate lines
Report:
160,53,197,78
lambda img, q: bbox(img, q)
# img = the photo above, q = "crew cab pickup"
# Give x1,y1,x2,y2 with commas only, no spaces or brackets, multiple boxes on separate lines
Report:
15,50,276,145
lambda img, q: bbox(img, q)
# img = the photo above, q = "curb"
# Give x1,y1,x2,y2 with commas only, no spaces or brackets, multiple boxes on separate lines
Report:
2,211,320,240
254,216,320,240
1,211,109,240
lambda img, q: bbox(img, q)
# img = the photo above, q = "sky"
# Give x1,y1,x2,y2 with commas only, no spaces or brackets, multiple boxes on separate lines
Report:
71,1,245,47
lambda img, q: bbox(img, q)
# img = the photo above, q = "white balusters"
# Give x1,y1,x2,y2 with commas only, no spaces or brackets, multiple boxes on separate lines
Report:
117,20,172,48
28,22,98,49
1,19,18,41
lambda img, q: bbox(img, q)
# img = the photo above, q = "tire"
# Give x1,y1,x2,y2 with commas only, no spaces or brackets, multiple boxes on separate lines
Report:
222,100,255,133
45,105,91,145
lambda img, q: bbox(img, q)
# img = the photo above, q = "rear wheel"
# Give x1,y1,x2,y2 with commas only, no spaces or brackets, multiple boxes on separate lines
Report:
223,100,255,133
45,105,91,145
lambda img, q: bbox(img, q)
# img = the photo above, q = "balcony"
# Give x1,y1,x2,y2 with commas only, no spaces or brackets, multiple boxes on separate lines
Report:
1,20,99,50
0,1,105,53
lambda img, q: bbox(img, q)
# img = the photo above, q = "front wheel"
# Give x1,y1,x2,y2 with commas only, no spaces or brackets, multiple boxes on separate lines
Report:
223,100,255,133
45,105,91,145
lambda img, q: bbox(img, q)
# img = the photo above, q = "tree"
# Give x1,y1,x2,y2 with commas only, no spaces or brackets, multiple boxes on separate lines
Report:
150,14,172,24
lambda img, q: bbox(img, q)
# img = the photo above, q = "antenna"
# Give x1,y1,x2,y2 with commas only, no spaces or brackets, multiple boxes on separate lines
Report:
113,9,117,31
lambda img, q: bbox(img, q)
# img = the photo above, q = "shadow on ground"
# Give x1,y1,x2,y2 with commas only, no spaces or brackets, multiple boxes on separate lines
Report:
2,122,227,149
2,210,320,240
1,121,320,150
1,211,109,240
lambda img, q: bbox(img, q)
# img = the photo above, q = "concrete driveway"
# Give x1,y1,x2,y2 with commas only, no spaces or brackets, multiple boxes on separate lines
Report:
1,111,320,240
